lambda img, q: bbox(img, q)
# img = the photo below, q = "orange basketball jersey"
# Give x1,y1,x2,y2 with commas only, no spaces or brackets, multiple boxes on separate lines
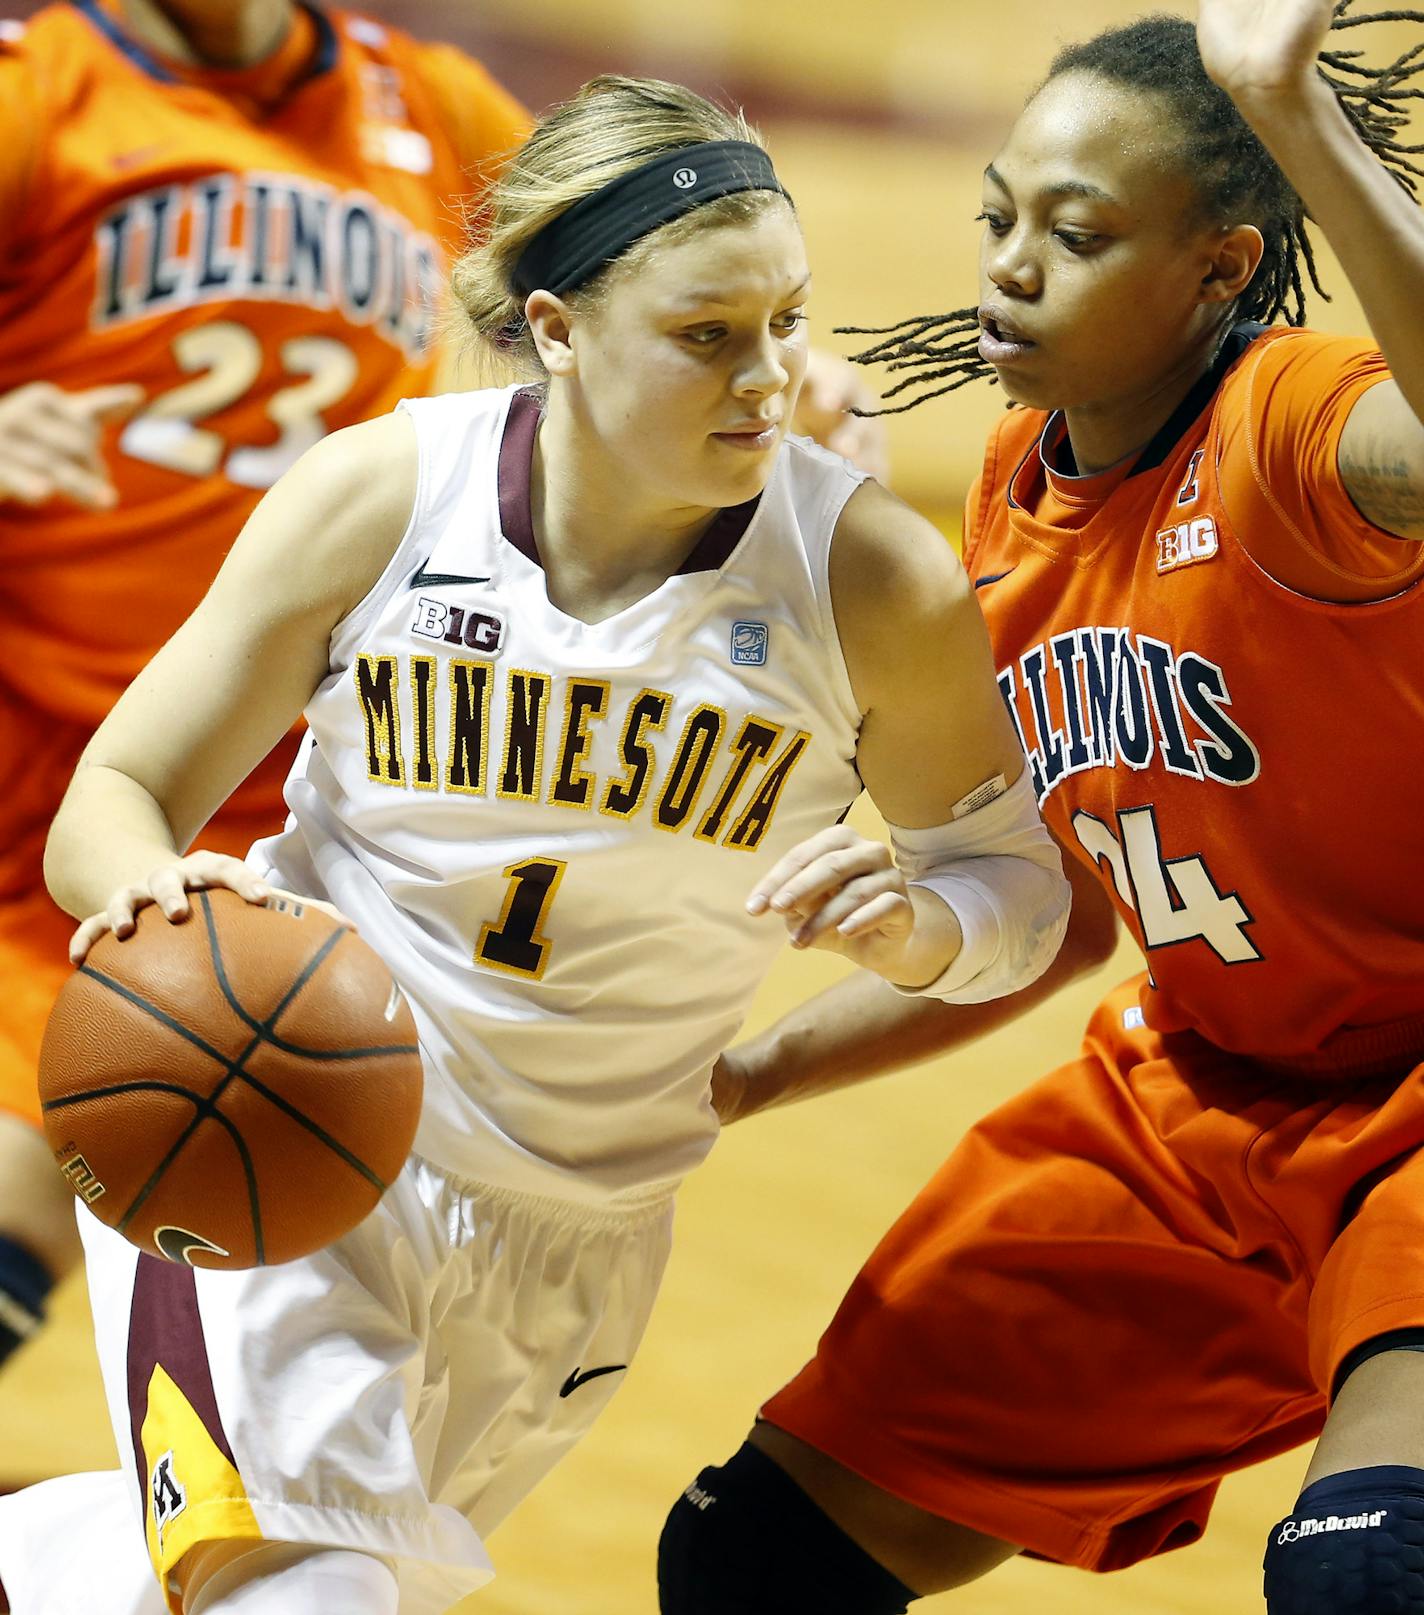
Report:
965,324,1424,1059
0,0,528,896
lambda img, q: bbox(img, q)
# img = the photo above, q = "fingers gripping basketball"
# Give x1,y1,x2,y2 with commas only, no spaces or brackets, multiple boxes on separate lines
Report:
37,890,423,1268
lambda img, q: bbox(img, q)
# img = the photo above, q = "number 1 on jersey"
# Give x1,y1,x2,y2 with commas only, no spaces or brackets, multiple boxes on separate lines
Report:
476,858,568,980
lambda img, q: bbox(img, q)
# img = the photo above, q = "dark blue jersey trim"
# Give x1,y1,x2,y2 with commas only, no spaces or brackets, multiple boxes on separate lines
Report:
1001,320,1269,514
72,0,178,82
306,2,339,79
70,0,339,90
1129,321,1267,476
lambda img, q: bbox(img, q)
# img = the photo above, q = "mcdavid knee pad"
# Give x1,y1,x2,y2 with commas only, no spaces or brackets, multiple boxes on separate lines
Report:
658,1441,914,1614
1264,1466,1424,1612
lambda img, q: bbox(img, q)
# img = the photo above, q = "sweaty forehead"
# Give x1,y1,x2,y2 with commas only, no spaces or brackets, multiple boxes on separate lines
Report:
992,70,1192,216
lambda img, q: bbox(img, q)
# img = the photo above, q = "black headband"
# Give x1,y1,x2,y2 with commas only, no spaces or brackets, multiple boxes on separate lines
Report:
511,140,790,300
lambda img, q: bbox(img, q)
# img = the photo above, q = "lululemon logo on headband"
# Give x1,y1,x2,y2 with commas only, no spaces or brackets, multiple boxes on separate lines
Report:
673,167,698,189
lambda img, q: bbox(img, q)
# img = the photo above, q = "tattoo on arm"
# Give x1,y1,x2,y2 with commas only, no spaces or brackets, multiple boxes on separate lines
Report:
1339,439,1424,539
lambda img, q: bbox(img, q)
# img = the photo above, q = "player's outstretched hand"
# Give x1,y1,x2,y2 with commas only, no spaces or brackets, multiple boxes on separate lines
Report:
747,824,916,976
67,852,354,965
793,350,891,481
1196,0,1333,103
0,381,144,510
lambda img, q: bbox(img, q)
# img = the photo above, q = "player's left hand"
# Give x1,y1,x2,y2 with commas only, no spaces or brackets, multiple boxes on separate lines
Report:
746,823,917,976
1196,0,1334,102
793,349,891,481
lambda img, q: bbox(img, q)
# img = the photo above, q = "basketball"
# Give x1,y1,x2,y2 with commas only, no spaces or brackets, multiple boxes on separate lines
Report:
36,889,424,1270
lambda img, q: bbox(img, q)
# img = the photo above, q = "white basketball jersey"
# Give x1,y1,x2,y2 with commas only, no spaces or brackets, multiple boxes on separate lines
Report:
251,386,865,1205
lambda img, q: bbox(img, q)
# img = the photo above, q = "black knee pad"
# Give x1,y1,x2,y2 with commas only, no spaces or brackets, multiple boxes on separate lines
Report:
1264,1466,1424,1612
657,1441,914,1614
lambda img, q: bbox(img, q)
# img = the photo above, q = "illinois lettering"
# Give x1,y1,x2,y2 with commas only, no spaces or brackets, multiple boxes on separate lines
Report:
92,176,442,358
1001,627,1259,803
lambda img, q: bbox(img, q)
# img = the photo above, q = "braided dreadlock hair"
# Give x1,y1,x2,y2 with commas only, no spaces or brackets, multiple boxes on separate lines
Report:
843,2,1424,415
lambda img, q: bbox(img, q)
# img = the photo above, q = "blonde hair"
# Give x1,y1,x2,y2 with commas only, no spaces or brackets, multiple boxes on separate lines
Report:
449,76,788,377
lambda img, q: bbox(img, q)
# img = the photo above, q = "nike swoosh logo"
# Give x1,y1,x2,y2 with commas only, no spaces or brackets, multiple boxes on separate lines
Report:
559,1364,627,1398
410,560,492,588
973,568,1016,589
154,1225,231,1266
111,144,171,171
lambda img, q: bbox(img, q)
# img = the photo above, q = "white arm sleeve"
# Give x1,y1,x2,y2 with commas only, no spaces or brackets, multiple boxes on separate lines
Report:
886,769,1070,1004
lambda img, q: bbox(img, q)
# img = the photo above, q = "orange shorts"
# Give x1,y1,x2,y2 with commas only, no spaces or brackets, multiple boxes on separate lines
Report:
762,976,1424,1574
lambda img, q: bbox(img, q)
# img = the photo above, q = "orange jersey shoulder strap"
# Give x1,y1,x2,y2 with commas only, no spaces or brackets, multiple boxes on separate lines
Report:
390,32,531,186
0,8,81,252
1215,325,1424,601
963,405,1044,577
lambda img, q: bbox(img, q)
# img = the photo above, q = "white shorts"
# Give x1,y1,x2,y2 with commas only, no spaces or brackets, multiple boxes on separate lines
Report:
0,1157,672,1614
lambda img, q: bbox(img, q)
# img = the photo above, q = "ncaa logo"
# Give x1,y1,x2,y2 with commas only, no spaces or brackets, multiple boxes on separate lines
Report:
731,621,768,665
673,167,698,190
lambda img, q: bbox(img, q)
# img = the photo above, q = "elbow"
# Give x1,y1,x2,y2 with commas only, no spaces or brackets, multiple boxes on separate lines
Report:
1051,882,1121,984
43,759,115,919
1010,861,1075,995
987,861,1121,1000
931,857,1073,1005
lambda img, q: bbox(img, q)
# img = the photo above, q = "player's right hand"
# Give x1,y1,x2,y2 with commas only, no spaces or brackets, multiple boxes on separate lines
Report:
0,381,144,510
745,823,918,973
67,852,353,965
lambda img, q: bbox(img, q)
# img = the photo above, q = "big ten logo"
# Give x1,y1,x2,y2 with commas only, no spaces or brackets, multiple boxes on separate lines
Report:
411,599,505,653
1156,515,1219,575
57,1149,106,1204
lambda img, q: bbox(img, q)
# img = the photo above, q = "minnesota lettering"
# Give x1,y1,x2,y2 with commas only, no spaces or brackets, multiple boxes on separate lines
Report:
353,654,811,852
1001,626,1260,803
93,175,442,358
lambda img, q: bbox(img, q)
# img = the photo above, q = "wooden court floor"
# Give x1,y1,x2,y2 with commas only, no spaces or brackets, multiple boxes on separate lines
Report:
0,883,1304,1614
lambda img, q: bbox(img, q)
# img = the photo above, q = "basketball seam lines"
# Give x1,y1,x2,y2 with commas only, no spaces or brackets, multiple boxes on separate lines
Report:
215,1065,387,1191
72,962,388,1194
203,895,344,1042
64,920,397,1260
194,896,403,1187
116,1069,265,1260
67,967,236,1071
44,1078,224,1111
199,894,416,1059
44,1065,266,1260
